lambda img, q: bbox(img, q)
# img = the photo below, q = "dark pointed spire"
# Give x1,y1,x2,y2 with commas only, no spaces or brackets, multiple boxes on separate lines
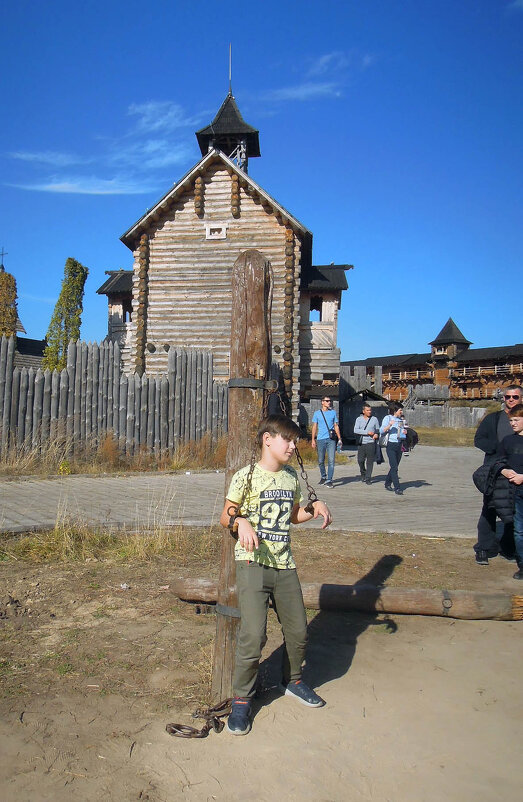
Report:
195,93,260,172
429,318,472,347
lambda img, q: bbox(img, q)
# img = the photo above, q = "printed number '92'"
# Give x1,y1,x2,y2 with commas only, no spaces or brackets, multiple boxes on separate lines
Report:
259,500,292,530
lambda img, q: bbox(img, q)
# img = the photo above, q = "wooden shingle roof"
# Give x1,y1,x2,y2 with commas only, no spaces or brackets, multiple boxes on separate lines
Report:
429,318,472,347
301,264,352,292
455,344,523,363
342,353,431,369
96,270,133,296
195,93,260,158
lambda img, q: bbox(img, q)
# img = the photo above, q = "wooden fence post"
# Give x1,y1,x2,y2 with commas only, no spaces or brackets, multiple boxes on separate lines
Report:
211,249,272,701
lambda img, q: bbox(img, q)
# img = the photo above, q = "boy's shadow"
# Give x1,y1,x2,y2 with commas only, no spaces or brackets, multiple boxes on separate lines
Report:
255,554,402,708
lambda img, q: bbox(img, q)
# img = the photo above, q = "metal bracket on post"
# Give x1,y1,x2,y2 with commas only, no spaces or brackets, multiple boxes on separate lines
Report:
215,603,241,619
441,590,453,616
228,378,278,391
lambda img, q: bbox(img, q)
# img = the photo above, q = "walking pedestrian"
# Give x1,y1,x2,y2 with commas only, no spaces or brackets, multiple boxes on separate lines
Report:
380,402,407,496
311,396,342,489
473,384,521,565
354,403,379,484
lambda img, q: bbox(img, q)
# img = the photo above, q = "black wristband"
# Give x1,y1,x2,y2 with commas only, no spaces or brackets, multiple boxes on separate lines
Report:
228,513,245,532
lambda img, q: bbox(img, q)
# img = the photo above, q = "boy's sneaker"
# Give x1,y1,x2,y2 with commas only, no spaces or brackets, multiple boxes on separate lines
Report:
325,481,333,489
226,697,252,735
475,550,489,566
318,478,326,485
513,566,523,580
279,680,325,707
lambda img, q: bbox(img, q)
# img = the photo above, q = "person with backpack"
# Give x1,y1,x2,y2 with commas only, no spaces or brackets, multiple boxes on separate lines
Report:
311,396,342,488
379,402,408,495
473,384,521,565
354,403,380,484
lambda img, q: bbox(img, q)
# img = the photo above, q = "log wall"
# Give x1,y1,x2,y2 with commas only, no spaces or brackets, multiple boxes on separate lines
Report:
123,164,303,413
0,336,227,455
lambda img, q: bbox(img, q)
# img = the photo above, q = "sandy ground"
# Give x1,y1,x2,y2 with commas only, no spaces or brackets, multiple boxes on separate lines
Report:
1,543,522,802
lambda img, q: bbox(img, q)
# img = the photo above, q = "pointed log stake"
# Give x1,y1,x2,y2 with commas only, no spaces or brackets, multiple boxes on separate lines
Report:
211,250,272,701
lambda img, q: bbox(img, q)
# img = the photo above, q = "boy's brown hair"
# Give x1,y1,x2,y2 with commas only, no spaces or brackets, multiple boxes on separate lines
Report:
509,404,523,418
256,414,301,447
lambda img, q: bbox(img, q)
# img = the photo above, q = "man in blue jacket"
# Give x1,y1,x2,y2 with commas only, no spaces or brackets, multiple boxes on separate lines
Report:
474,384,521,565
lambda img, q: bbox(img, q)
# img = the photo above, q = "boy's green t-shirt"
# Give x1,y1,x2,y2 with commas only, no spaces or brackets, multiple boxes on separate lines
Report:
226,463,303,569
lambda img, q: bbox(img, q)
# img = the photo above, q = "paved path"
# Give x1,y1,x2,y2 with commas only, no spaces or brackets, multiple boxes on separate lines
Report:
0,446,482,538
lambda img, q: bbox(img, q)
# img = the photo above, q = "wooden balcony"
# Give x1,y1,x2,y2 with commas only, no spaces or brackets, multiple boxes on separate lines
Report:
450,363,523,379
298,322,336,350
382,370,434,382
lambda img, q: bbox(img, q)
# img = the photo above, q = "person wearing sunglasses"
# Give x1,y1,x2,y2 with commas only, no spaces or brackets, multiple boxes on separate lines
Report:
473,384,522,565
311,397,342,488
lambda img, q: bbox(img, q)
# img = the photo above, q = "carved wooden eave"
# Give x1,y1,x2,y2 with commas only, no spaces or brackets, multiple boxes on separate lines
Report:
120,149,312,251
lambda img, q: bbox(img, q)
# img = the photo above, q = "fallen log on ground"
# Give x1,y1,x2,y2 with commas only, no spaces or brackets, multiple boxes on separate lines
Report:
171,577,523,621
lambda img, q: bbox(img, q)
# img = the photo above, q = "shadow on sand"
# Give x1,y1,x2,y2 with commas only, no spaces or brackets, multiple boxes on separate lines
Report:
255,554,403,712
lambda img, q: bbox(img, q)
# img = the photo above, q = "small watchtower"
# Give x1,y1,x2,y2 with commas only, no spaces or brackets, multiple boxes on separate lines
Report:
429,318,472,361
195,92,260,173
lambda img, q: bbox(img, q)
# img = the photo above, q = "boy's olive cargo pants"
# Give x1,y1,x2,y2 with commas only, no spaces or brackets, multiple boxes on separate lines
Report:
233,561,307,699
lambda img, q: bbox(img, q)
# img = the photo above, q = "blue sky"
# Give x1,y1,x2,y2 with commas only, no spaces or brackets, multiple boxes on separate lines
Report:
1,0,522,360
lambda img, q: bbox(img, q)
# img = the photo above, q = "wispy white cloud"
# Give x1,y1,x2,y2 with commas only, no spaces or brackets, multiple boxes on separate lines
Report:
128,101,202,133
307,50,375,78
20,293,56,305
361,53,376,69
8,175,158,195
6,99,201,194
264,49,375,105
307,52,349,78
9,150,91,167
264,82,341,102
108,139,193,170
507,0,523,10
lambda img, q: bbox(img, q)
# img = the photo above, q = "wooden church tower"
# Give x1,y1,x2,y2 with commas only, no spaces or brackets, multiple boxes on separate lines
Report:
98,91,349,413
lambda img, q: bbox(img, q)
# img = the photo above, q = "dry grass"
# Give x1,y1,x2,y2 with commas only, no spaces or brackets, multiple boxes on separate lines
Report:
415,426,475,447
447,400,499,411
0,517,221,566
0,432,343,477
0,433,229,477
296,439,350,465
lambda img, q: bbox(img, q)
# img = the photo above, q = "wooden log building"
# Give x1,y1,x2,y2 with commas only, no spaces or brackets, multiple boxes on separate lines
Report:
97,92,350,414
342,318,523,401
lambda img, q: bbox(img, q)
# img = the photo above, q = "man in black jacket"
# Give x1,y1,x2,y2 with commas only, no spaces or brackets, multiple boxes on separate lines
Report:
474,384,522,565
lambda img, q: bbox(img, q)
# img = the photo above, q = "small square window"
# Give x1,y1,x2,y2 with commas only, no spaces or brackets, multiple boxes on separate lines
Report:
205,222,228,240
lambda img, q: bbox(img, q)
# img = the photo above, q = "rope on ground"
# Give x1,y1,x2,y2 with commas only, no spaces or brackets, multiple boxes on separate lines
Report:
166,698,232,738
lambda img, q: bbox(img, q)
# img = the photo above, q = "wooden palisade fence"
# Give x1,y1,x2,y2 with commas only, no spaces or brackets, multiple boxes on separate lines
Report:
0,335,228,455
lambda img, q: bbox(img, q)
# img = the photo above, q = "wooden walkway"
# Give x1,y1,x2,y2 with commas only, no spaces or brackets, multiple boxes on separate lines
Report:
0,446,481,538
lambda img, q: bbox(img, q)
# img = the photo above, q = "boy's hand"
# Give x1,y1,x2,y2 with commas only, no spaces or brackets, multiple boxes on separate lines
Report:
509,473,523,485
237,518,259,551
311,500,332,529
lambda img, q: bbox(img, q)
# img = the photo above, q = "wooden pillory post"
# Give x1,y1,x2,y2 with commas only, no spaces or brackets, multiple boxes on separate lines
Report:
211,249,273,701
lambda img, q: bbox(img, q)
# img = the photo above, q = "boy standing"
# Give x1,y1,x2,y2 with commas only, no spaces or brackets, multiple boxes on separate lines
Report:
220,414,332,736
499,404,523,580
